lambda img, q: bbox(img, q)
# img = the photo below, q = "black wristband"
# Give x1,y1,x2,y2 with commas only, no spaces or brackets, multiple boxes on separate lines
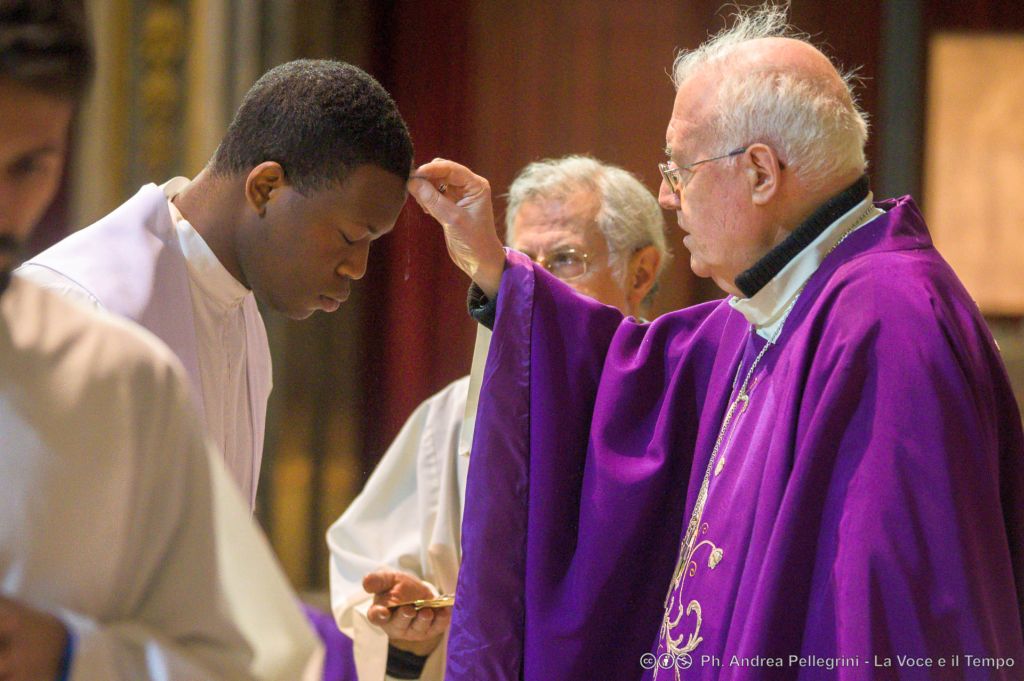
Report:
467,282,497,330
386,644,430,679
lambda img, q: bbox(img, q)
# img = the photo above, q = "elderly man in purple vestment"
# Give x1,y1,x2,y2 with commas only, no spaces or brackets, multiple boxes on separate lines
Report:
405,6,1024,681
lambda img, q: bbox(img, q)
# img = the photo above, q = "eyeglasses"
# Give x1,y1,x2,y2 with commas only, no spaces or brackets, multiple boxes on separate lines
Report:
530,247,591,281
659,146,748,194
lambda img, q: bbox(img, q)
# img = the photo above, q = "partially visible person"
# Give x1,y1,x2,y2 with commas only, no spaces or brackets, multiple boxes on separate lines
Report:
327,156,670,681
0,2,321,678
17,58,413,510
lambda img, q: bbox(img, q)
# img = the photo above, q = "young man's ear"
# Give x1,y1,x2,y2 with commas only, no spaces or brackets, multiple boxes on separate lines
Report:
245,162,287,216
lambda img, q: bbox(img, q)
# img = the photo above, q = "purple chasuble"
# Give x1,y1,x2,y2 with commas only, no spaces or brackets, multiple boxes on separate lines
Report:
300,604,359,681
446,196,1024,680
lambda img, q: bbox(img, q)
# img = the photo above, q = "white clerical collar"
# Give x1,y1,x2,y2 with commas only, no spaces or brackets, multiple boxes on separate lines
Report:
161,178,250,310
730,193,884,340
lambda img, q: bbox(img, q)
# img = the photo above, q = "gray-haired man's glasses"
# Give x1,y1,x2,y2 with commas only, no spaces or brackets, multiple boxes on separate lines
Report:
659,146,748,194
531,247,591,281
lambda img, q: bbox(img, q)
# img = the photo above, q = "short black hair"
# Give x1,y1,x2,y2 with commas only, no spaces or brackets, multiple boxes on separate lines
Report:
210,59,414,193
0,0,93,100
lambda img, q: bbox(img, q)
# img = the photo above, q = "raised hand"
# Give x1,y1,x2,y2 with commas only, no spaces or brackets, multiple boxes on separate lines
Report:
408,159,506,298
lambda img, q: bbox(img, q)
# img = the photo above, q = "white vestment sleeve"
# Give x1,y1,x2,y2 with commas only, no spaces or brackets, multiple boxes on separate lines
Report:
61,371,322,680
0,281,322,680
457,327,491,462
14,263,103,310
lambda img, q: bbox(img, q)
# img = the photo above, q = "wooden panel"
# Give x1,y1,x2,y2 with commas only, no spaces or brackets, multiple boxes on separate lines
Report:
790,0,883,174
359,0,479,460
924,33,1024,314
924,0,1024,32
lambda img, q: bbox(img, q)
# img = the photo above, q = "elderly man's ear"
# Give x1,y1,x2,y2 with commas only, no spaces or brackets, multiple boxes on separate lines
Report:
743,143,783,206
627,245,662,312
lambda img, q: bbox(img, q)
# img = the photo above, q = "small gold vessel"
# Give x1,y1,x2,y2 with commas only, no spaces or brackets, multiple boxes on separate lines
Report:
389,595,455,611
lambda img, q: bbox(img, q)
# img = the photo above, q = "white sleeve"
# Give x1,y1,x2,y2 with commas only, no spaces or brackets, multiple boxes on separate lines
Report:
63,368,322,681
327,396,441,681
14,263,104,310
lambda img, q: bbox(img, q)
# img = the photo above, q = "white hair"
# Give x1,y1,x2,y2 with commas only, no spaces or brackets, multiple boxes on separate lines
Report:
671,3,869,191
504,155,671,300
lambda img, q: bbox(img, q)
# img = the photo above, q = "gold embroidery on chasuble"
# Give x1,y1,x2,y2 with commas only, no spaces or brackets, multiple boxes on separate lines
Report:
661,519,725,654
656,339,773,678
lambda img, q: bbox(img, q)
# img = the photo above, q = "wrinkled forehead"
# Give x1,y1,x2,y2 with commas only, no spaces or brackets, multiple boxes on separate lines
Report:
510,192,605,250
529,186,600,219
665,69,720,157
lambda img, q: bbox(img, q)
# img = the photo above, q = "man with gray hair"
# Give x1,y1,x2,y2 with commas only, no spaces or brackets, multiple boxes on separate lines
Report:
327,155,668,681
408,4,1024,680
